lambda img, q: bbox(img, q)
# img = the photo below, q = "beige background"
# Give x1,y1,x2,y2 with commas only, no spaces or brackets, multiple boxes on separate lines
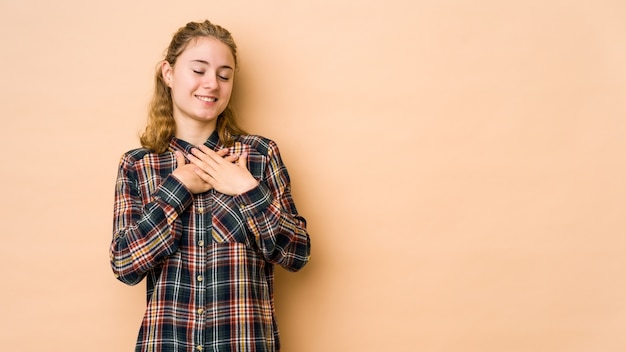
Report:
1,0,625,351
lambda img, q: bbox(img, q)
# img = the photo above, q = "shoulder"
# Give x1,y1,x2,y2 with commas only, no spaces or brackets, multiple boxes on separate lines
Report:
119,148,152,164
117,147,170,170
234,134,280,156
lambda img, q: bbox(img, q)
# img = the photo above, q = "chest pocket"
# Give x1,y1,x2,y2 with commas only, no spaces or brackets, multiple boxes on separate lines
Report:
231,141,265,180
210,199,250,246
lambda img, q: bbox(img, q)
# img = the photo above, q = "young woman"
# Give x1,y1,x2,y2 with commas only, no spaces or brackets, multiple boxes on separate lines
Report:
110,20,311,352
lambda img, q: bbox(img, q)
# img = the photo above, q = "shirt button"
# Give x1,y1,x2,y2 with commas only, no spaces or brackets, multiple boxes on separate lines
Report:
197,275,203,282
196,345,203,351
197,308,204,314
197,207,205,214
198,240,205,247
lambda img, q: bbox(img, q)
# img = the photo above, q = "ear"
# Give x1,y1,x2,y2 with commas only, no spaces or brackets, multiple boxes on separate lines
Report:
161,61,173,87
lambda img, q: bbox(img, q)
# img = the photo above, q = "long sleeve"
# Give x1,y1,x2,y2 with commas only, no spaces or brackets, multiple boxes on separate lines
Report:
110,152,193,285
234,140,311,271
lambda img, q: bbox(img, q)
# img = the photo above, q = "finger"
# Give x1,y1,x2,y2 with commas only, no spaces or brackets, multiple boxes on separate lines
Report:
225,154,239,163
187,153,213,173
189,148,218,169
215,148,230,157
189,147,208,161
237,152,249,169
195,144,218,157
193,166,214,183
174,150,186,168
193,145,222,165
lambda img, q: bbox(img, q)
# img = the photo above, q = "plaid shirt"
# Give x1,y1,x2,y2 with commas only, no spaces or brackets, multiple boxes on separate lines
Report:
110,132,310,352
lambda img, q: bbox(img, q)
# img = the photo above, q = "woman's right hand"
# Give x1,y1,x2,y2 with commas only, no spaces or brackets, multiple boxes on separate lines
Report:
171,149,237,194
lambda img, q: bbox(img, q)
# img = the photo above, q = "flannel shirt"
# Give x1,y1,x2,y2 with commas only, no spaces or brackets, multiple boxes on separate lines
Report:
110,131,311,352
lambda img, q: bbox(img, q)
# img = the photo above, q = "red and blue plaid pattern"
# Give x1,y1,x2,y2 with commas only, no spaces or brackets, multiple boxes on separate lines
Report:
110,131,310,351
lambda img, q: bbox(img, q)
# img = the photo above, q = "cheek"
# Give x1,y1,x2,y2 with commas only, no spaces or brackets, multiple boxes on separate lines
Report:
171,87,193,107
220,84,234,98
171,78,196,96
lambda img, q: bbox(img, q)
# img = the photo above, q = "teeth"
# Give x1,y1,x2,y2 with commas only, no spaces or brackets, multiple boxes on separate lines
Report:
197,96,217,102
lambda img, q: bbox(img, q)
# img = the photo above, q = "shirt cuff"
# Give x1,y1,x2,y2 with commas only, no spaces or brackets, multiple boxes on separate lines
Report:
152,175,193,215
234,182,272,216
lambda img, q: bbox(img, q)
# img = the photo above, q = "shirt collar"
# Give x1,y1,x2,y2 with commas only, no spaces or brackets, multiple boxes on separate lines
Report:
168,130,221,154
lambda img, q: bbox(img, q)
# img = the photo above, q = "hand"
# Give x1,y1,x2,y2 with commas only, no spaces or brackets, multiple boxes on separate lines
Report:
171,149,231,194
187,144,259,196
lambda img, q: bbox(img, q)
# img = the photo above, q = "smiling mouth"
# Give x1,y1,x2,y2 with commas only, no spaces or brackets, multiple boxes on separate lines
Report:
196,95,217,102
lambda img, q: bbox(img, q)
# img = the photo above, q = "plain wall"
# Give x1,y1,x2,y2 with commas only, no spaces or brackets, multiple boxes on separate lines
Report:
1,0,625,351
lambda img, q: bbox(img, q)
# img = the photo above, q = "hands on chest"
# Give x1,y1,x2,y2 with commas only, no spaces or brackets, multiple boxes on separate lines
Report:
172,145,259,196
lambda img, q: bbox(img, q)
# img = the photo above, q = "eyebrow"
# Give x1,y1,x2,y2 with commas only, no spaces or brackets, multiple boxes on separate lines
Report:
191,59,234,71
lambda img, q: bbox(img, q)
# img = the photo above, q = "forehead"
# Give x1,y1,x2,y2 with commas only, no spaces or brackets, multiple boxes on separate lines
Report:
179,36,235,67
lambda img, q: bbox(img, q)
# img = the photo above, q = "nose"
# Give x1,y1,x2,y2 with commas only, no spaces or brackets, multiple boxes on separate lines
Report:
202,73,218,89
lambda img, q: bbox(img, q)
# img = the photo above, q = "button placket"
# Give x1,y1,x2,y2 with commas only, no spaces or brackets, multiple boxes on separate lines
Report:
193,197,210,350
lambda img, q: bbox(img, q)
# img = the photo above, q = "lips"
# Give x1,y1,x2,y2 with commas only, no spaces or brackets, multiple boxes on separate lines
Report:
196,95,217,102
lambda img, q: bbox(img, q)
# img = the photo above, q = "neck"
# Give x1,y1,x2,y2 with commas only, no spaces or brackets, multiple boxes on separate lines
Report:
174,119,217,147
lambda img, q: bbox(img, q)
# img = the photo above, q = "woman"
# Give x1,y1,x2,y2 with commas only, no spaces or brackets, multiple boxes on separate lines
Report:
110,20,311,352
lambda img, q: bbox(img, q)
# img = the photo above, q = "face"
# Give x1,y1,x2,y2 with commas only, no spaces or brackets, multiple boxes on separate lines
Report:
162,36,235,129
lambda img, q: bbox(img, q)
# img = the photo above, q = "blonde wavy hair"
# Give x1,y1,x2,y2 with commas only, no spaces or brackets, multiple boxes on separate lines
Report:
140,20,247,153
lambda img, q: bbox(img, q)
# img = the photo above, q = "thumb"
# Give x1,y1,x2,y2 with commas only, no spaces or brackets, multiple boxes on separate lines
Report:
174,150,186,168
237,152,248,169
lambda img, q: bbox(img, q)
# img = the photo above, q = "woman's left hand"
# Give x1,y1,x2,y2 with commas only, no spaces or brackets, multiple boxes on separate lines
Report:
187,145,259,196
